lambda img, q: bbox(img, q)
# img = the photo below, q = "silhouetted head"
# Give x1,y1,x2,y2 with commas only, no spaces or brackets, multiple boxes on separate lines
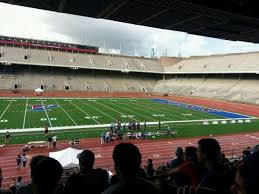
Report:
31,156,63,194
113,143,141,179
77,150,95,171
198,138,221,164
175,147,184,158
184,146,198,162
231,152,259,194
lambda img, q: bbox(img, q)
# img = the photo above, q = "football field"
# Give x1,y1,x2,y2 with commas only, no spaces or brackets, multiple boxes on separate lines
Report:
0,97,252,130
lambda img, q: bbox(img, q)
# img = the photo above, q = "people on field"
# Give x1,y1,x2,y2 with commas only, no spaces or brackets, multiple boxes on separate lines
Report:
16,154,22,169
44,124,48,136
21,154,28,168
4,131,11,145
52,134,57,149
47,135,52,149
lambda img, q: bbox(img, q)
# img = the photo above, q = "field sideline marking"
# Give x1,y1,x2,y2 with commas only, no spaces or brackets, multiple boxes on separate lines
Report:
152,98,254,119
0,99,14,120
94,100,139,122
0,117,256,133
69,101,101,124
54,99,78,126
41,99,53,127
79,99,117,122
22,98,28,129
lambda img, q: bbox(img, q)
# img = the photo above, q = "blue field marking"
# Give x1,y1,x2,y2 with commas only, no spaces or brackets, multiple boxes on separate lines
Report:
151,98,252,119
30,104,59,112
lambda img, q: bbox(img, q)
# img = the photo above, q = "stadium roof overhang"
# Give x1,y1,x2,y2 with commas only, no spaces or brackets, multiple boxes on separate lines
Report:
3,0,259,44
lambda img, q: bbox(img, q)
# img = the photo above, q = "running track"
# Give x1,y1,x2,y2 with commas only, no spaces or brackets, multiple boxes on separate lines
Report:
1,132,259,187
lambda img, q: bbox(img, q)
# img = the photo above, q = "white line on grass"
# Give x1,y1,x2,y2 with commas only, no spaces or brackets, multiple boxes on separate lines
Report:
116,101,160,121
0,99,13,120
94,100,139,122
104,100,154,121
41,99,53,127
69,101,101,124
22,98,28,129
54,99,78,126
79,99,117,122
126,100,184,120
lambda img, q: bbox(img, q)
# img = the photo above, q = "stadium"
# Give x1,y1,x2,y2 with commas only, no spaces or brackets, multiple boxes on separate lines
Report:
0,1,259,194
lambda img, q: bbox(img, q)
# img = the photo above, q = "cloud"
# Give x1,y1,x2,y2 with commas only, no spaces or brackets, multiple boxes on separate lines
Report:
1,2,259,57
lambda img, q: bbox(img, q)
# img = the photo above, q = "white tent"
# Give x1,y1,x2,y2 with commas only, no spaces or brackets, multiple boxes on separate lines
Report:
35,88,43,92
49,147,83,169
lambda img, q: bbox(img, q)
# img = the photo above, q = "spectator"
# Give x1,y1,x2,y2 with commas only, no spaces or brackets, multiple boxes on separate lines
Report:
197,138,231,193
167,147,184,169
0,168,2,188
145,158,155,177
21,154,28,168
52,134,57,149
16,154,22,169
14,176,25,191
242,149,251,160
220,153,229,164
16,155,46,194
31,156,63,194
231,152,259,194
103,143,157,194
168,146,200,187
64,149,108,194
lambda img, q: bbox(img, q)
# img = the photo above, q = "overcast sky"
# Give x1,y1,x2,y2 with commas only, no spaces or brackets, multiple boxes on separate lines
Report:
1,2,259,57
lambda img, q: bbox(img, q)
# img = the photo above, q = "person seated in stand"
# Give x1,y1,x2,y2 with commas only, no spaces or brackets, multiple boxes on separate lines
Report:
197,138,231,194
167,147,184,169
103,143,157,194
144,158,155,177
231,151,259,194
17,155,63,194
64,150,108,194
168,146,201,187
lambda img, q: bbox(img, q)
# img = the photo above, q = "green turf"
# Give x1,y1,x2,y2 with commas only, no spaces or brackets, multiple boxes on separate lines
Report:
0,97,258,145
0,98,224,129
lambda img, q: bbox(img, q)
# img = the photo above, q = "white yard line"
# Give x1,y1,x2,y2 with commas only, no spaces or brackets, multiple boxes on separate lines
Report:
0,99,14,120
112,101,157,121
41,99,53,127
22,98,28,129
54,99,78,126
69,101,101,124
94,100,139,122
79,99,117,122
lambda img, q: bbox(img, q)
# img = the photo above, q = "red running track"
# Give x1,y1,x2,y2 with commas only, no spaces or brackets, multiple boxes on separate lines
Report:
1,132,259,188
